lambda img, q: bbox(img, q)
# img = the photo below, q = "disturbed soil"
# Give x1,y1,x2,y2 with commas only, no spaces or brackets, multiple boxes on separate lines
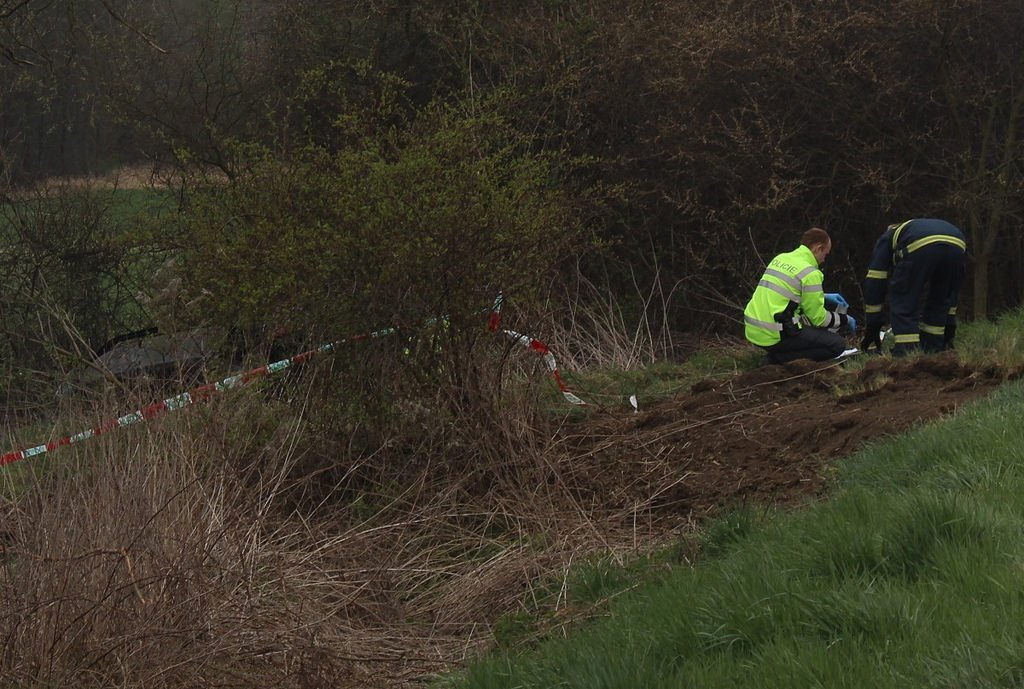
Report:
560,350,1018,525
5,348,1020,688
381,350,1023,686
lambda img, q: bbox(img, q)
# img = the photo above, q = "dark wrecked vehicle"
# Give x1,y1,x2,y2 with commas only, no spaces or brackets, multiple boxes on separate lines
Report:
56,327,229,397
54,325,314,399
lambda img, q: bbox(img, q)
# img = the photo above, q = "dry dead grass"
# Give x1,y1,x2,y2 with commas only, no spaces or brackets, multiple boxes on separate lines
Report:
0,356,686,688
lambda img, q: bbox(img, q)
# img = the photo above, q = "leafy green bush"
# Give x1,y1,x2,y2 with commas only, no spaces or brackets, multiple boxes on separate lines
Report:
169,83,594,497
178,100,585,340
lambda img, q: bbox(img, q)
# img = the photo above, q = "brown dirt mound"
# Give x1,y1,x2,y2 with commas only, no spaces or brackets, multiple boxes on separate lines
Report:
559,351,1018,524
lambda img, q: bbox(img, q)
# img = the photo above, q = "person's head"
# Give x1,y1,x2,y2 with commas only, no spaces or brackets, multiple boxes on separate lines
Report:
801,227,832,265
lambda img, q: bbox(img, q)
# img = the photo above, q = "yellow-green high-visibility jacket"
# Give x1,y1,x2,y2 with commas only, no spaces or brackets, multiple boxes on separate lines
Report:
744,244,830,347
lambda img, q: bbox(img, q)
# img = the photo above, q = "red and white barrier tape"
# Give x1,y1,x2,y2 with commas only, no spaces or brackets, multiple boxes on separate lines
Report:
0,341,337,468
1,295,584,468
488,294,586,406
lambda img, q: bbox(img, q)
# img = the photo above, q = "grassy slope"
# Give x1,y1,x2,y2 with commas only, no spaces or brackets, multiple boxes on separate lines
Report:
448,314,1024,688
8,183,1024,685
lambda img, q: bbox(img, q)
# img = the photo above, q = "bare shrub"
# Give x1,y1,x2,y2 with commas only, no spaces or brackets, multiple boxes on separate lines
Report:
540,262,683,372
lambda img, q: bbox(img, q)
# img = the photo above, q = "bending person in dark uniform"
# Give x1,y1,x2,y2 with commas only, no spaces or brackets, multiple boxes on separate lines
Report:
861,218,967,356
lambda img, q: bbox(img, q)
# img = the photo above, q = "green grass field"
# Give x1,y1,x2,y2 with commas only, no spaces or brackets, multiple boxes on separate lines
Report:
445,315,1024,688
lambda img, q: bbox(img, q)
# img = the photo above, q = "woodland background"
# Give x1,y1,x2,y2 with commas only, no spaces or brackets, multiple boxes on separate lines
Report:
5,3,1024,687
4,0,1024,371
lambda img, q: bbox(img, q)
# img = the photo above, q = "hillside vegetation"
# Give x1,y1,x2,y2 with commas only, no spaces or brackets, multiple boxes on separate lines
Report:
4,2,1024,687
452,364,1024,688
1,308,1021,687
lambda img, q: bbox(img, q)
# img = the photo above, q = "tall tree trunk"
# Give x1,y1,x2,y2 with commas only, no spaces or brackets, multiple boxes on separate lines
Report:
972,253,989,321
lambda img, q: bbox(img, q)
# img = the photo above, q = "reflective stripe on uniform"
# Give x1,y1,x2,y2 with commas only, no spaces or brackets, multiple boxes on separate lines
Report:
949,306,957,316
764,268,802,291
906,234,967,253
803,283,823,293
866,269,888,280
894,333,920,344
919,323,945,335
758,279,800,301
796,266,818,280
744,315,783,332
865,304,883,313
888,220,913,249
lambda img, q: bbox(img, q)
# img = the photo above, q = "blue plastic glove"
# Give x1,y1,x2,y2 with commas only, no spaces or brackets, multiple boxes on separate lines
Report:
846,314,857,334
824,292,849,309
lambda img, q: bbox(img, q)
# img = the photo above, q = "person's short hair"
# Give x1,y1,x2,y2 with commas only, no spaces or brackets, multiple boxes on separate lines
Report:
801,227,831,250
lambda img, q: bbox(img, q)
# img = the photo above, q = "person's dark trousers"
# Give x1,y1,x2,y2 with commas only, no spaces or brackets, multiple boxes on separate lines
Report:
764,327,847,364
889,243,967,355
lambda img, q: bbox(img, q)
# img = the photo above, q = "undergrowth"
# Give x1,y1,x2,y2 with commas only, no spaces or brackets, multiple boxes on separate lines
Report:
447,365,1024,689
3,273,1024,688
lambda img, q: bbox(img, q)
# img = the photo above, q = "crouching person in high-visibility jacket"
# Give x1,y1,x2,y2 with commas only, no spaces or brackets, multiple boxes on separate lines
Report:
744,227,855,364
861,218,967,356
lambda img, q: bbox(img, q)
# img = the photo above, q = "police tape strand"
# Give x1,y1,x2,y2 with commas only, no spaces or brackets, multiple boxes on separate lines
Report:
487,294,586,406
1,295,585,468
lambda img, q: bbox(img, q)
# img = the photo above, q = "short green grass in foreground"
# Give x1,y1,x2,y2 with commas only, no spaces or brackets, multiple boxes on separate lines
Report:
445,312,1024,688
449,378,1024,688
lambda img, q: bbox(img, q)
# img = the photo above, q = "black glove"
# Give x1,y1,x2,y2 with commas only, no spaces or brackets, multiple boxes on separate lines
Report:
860,324,882,352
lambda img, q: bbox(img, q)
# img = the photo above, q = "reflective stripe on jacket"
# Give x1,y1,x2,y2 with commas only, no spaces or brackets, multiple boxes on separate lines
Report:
862,218,967,325
744,244,827,347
